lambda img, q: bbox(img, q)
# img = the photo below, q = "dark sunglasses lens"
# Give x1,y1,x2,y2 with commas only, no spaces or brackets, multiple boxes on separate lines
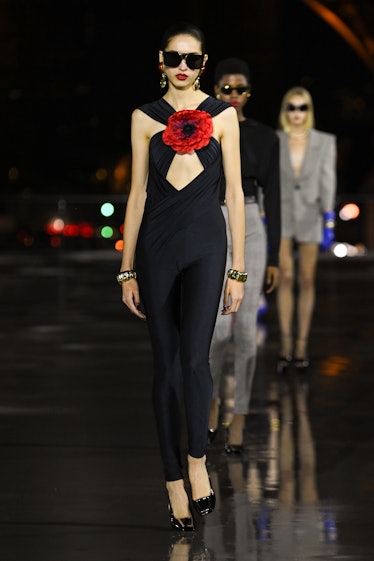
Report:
220,85,248,95
163,52,181,68
163,52,203,69
186,54,203,69
286,103,308,112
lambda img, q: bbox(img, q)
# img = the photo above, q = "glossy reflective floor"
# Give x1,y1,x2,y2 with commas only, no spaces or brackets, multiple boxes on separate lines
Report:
0,249,373,560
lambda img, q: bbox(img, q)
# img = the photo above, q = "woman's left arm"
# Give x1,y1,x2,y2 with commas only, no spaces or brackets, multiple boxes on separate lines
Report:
320,133,338,250
219,106,246,314
320,133,337,212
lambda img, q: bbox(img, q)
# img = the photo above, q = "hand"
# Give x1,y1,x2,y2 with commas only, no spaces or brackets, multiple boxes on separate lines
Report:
264,266,279,293
221,278,245,315
121,279,146,320
320,210,336,251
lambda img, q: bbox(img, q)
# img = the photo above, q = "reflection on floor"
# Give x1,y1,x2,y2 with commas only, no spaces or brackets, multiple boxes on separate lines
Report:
204,362,338,561
0,250,373,560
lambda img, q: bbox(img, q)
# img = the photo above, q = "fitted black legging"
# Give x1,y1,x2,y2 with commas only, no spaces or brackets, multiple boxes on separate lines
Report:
137,245,226,481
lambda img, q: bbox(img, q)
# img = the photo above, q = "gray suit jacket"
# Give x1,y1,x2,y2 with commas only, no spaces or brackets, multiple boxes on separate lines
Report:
277,128,337,243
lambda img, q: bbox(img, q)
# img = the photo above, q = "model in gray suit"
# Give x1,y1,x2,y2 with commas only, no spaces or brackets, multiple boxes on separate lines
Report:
276,86,337,373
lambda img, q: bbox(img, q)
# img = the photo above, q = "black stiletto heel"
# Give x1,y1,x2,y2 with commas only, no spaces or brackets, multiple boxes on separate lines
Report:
276,354,293,374
225,427,244,454
207,428,218,445
168,503,195,531
294,357,310,371
225,442,244,454
277,335,293,374
294,338,309,372
192,487,216,516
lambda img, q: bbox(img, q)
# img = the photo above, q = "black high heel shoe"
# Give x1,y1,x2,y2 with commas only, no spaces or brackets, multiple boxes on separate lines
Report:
225,426,244,454
276,354,293,374
225,442,244,454
294,338,309,372
192,487,216,516
168,503,195,531
294,357,310,372
207,428,218,445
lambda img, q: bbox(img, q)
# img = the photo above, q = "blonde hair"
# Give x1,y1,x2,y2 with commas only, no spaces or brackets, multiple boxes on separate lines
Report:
278,86,315,132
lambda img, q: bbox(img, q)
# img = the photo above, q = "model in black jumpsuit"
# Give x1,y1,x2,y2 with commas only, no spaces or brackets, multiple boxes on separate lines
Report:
135,96,231,481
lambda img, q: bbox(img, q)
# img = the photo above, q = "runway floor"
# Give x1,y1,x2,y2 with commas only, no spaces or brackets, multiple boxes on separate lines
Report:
0,248,373,560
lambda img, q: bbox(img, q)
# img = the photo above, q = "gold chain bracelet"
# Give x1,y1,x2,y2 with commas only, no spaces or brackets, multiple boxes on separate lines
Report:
227,268,247,283
116,270,137,284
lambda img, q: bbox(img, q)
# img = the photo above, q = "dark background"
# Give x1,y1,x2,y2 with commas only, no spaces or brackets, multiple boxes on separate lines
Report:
1,0,373,198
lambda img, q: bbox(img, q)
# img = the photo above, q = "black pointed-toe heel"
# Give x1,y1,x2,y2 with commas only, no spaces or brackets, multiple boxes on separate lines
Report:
225,442,244,455
294,357,310,372
207,428,218,445
276,355,293,375
192,488,216,516
169,503,195,531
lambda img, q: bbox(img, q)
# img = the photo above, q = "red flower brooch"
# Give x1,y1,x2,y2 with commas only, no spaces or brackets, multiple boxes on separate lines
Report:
162,109,213,154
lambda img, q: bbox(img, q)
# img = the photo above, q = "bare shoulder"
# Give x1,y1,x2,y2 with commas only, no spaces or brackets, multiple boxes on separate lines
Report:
215,105,238,138
131,107,163,140
131,107,149,124
217,104,237,122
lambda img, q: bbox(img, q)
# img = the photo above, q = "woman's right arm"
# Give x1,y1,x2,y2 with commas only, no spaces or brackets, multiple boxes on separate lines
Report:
119,109,149,319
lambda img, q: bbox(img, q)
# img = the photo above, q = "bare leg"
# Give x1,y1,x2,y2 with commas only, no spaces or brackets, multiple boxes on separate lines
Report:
188,454,211,501
227,413,245,446
277,238,295,354
296,243,319,360
166,479,192,519
208,397,220,430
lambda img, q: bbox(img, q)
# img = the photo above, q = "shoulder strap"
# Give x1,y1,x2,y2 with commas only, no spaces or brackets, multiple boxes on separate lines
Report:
138,96,231,124
138,99,172,125
199,97,231,117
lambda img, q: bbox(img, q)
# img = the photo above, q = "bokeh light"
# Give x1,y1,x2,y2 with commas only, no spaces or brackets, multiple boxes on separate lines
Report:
100,225,113,238
100,202,115,217
339,203,360,221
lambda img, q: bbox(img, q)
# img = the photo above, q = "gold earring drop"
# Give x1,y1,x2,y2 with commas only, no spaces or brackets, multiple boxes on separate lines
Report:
158,63,167,89
193,66,205,91
160,72,167,89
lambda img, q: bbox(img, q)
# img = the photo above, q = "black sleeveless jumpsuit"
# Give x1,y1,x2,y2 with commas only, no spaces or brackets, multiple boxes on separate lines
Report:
135,97,231,481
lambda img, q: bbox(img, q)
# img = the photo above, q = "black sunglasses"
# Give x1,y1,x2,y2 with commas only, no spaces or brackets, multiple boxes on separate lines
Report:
285,103,309,112
220,85,249,95
163,51,204,70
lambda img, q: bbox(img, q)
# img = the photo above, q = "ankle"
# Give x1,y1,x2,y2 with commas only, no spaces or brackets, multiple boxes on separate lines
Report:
230,413,245,431
280,334,293,357
295,337,308,358
187,454,206,468
187,455,210,501
228,414,245,445
208,398,220,430
166,480,191,518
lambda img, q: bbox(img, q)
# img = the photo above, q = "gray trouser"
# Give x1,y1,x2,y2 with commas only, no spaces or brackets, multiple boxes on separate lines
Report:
209,203,267,414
